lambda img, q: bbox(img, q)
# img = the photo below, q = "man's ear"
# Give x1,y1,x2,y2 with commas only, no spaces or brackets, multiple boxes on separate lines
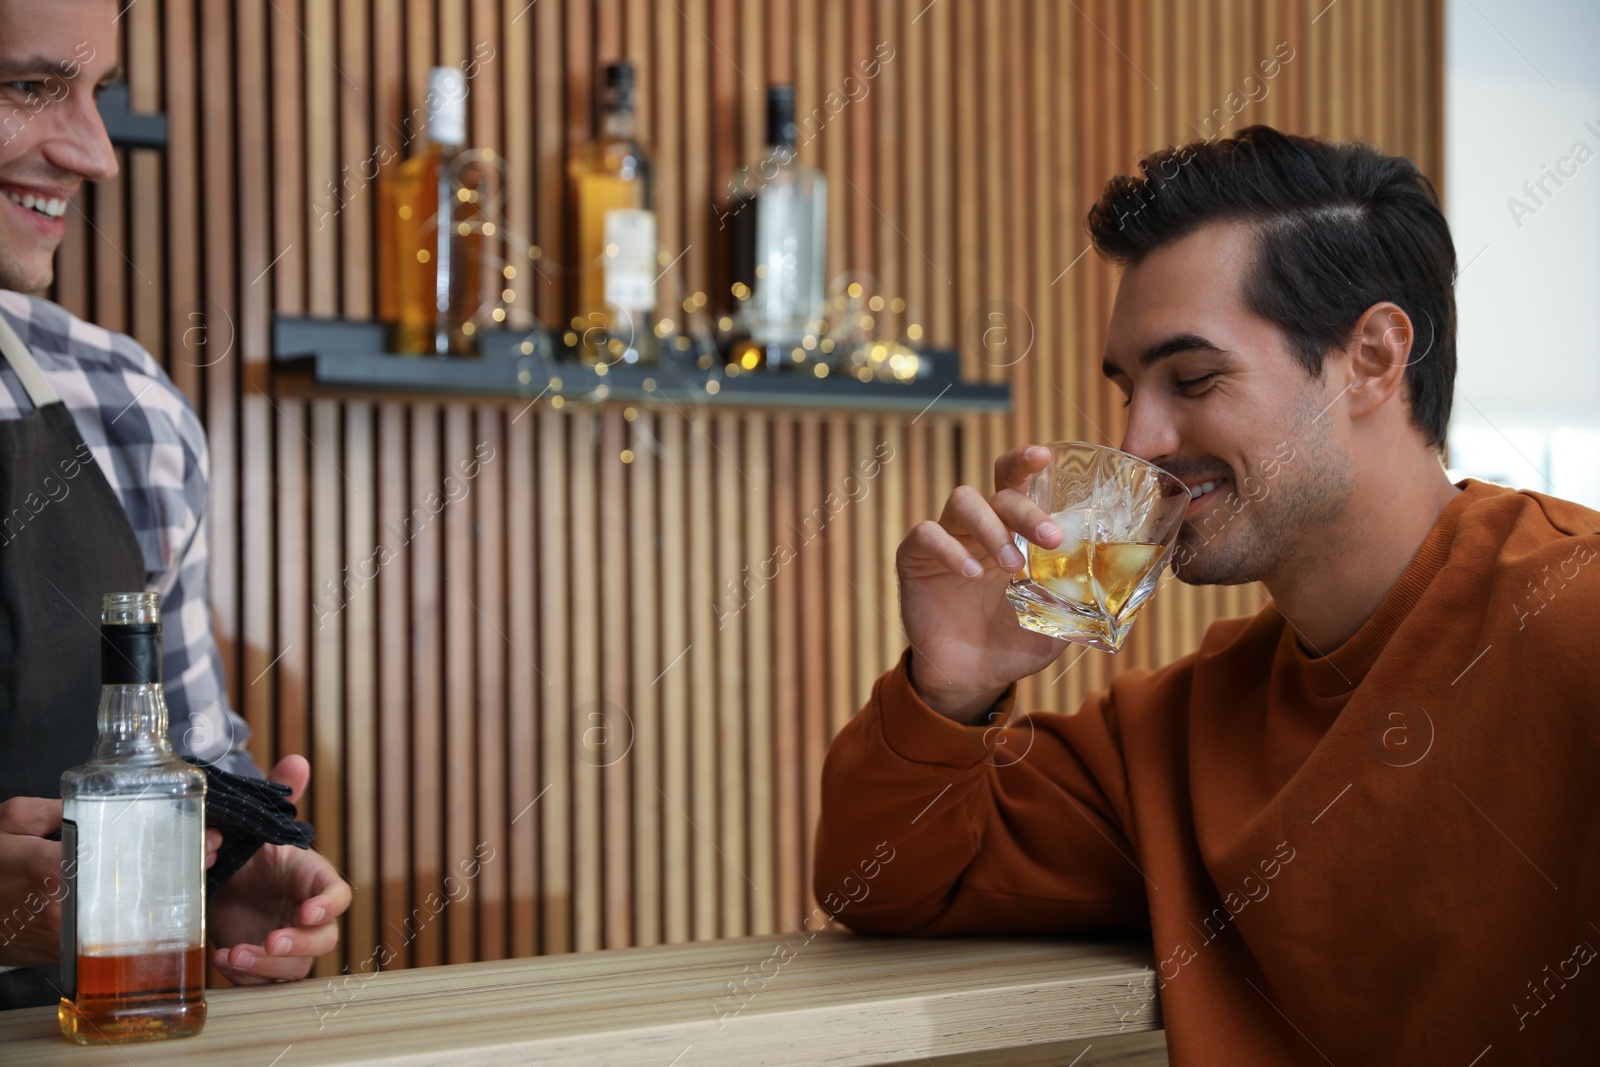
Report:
1345,301,1412,421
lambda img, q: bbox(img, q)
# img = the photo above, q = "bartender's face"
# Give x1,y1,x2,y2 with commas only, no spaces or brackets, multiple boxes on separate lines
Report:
1102,221,1356,587
0,0,120,293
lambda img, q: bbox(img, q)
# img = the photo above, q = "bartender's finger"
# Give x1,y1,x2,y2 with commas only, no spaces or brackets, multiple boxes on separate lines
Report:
297,857,354,925
213,943,313,985
263,920,340,962
0,797,63,836
993,444,1050,494
205,829,221,868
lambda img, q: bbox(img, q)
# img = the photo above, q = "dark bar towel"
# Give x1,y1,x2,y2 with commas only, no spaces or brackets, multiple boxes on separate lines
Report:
182,757,316,895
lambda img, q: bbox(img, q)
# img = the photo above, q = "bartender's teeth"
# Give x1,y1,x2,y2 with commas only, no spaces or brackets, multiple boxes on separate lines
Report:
1188,479,1222,500
5,191,67,219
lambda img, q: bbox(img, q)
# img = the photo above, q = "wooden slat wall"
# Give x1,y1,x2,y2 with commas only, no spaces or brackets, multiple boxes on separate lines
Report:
66,0,1443,976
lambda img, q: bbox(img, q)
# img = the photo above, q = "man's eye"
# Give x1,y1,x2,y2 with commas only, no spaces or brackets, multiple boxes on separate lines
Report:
1176,373,1218,392
5,81,47,97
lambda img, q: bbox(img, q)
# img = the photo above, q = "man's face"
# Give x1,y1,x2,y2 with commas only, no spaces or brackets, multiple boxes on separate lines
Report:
0,0,120,292
1102,220,1355,587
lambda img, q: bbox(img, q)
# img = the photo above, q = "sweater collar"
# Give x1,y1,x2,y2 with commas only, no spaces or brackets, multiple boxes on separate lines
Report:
1277,479,1493,696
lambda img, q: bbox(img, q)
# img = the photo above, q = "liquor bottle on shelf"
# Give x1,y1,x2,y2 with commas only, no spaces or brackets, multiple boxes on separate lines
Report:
380,66,486,357
726,85,828,371
58,592,206,1045
571,60,658,365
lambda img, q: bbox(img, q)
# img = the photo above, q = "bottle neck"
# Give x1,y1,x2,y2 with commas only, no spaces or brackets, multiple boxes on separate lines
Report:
97,619,169,759
602,107,637,140
426,132,464,155
94,683,173,759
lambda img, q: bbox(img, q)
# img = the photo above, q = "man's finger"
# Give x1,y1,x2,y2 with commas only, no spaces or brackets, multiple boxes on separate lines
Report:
0,797,63,837
993,444,1050,494
939,486,1025,573
899,519,988,580
990,488,1064,549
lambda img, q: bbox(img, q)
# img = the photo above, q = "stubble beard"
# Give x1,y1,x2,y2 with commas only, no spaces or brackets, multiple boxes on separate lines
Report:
0,240,54,294
1170,419,1354,588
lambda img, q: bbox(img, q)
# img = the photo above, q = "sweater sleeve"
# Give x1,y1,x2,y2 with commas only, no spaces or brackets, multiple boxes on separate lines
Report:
813,649,1151,937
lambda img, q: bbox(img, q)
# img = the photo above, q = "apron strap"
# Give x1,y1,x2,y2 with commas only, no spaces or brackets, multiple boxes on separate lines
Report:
0,308,61,408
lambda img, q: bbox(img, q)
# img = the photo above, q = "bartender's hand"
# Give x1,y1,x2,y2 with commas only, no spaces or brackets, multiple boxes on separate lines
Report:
0,799,222,967
0,799,66,967
209,755,350,985
898,444,1070,724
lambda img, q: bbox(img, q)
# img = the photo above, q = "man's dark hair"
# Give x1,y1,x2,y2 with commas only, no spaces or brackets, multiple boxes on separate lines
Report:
1085,125,1456,449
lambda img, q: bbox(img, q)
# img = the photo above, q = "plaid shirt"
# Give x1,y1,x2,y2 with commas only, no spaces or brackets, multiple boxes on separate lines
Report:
0,290,258,777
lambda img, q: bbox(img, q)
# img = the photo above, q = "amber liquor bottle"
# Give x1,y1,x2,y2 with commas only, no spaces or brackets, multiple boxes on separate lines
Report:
571,60,658,364
381,66,486,356
58,592,206,1044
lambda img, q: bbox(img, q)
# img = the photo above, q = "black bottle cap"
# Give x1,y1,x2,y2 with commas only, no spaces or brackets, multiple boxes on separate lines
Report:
767,85,797,149
605,60,636,111
101,621,162,686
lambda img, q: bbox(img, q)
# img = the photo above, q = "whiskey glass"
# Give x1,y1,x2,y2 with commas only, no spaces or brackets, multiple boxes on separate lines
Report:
1005,442,1189,651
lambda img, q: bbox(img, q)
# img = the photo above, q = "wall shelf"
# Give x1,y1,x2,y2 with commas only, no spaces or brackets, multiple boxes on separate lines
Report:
272,315,1010,415
98,84,167,150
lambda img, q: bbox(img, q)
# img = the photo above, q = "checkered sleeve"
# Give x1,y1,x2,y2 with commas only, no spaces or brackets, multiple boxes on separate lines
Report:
154,412,261,778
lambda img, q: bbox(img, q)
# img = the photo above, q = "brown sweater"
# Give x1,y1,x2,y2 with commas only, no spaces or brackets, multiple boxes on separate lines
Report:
815,479,1600,1064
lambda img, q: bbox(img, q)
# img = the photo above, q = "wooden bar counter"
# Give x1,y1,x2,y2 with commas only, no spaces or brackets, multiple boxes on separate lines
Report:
0,933,1166,1065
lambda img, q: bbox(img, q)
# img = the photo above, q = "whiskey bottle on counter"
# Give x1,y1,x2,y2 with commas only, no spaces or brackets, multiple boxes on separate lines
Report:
381,66,486,356
571,60,658,365
58,592,206,1044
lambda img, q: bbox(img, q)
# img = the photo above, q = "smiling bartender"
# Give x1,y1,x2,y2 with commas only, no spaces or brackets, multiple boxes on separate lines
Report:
0,0,350,1008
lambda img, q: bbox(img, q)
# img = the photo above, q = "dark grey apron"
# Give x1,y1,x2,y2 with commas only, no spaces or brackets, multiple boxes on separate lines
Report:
0,309,147,1009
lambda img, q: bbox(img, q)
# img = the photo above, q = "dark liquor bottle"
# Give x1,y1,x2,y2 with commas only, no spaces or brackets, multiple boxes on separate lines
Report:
58,592,206,1044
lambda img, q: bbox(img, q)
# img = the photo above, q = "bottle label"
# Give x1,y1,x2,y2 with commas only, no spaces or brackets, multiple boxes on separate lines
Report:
603,208,658,312
60,818,77,999
70,797,203,957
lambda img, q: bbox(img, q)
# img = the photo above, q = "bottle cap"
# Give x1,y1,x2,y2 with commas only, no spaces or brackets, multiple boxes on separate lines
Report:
427,66,468,146
605,60,636,112
767,85,797,149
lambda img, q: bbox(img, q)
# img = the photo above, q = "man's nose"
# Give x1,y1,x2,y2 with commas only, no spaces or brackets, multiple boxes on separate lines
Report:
41,84,119,185
1117,391,1181,466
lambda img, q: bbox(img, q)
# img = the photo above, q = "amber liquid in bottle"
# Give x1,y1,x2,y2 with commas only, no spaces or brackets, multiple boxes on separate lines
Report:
59,592,206,1044
382,67,485,356
64,945,207,1041
571,60,658,364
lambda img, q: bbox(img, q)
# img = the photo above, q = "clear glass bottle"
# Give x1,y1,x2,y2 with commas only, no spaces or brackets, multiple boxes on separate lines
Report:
740,85,828,368
381,66,486,357
58,592,206,1044
571,59,658,365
